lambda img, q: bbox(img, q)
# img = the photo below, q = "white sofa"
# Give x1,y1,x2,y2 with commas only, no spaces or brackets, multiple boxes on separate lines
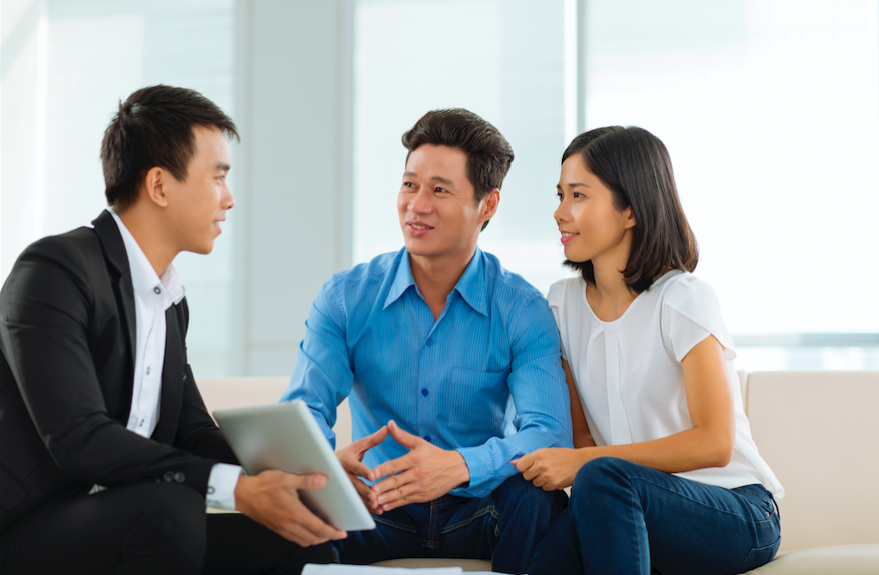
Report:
198,371,879,573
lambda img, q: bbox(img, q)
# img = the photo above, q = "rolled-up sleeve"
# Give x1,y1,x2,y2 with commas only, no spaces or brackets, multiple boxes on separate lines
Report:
452,294,572,497
279,278,353,449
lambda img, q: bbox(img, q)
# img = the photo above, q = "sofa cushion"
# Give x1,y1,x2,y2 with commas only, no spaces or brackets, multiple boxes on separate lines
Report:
746,544,879,574
746,371,879,551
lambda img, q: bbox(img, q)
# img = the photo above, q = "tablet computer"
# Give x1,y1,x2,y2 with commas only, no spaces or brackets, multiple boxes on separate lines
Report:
213,401,376,531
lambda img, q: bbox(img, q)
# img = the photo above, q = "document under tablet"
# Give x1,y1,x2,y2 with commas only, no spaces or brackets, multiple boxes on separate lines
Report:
213,401,376,531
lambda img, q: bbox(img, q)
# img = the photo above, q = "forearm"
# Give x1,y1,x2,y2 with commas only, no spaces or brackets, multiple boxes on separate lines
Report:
455,420,572,497
581,427,733,473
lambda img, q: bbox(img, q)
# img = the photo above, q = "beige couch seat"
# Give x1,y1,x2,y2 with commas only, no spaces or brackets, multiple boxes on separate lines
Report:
198,372,879,573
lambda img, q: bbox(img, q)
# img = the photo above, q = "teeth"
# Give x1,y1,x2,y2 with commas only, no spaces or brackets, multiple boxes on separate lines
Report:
412,224,429,230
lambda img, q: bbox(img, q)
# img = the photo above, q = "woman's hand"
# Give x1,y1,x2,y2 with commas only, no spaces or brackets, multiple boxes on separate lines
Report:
513,448,589,491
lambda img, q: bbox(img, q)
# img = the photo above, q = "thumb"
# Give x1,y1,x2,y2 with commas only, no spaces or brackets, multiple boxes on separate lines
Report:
387,420,421,450
291,473,328,490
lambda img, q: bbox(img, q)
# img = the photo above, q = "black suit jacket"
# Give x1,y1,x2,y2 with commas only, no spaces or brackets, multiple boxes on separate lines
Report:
0,210,238,531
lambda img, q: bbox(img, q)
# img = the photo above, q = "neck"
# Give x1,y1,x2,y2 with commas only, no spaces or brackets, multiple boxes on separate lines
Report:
117,205,178,277
587,233,637,321
409,246,476,310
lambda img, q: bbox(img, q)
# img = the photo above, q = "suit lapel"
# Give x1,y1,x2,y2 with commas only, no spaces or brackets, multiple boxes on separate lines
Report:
92,210,137,358
92,210,137,415
152,304,184,444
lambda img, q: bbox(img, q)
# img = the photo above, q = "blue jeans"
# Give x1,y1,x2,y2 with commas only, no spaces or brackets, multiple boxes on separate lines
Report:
338,474,567,574
530,458,781,575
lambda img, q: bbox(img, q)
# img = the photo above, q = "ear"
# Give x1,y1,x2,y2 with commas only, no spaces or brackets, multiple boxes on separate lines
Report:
623,206,636,229
479,188,500,226
142,167,170,209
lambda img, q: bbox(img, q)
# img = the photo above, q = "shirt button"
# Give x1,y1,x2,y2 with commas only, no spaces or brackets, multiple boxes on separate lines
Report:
425,338,433,347
421,388,429,396
154,287,162,295
423,435,431,442
174,472,186,483
145,367,151,375
163,471,174,482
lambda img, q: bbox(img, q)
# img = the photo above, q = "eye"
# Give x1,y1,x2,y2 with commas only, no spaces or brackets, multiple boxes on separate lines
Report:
573,191,583,199
434,187,447,194
556,190,563,201
216,175,226,184
403,181,415,189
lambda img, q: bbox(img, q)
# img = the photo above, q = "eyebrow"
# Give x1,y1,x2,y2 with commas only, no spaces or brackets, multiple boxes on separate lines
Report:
403,171,455,186
557,182,590,190
216,163,231,172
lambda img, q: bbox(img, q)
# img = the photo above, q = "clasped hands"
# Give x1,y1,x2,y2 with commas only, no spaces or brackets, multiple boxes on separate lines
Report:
336,420,470,514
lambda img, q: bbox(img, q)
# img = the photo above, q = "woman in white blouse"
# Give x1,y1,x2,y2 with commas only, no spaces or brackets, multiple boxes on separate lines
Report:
516,126,783,575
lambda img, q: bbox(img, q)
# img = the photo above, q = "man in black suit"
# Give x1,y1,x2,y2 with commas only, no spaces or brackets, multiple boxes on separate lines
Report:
0,85,343,574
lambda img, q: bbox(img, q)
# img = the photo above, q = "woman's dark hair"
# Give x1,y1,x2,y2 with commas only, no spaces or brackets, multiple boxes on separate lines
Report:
402,108,514,231
561,126,698,293
100,85,239,212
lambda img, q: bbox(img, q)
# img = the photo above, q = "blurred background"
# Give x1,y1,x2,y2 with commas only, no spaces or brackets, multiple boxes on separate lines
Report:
2,0,877,377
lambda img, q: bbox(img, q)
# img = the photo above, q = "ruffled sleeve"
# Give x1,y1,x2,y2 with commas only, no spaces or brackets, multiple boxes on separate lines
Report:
660,274,736,363
547,278,572,362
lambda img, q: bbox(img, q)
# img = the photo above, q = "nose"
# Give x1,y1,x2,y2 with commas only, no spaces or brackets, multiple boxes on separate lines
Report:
554,198,568,224
408,187,433,215
222,182,235,211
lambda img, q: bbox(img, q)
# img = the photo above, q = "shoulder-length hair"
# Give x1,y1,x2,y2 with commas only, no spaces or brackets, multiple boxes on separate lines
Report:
562,126,698,293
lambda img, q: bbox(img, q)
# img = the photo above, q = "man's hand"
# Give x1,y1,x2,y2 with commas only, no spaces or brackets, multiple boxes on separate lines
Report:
336,425,388,514
234,469,347,546
370,420,470,512
513,447,588,491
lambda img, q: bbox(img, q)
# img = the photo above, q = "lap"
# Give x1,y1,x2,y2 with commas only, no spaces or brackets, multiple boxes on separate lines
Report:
1,483,334,575
572,457,781,574
341,474,565,565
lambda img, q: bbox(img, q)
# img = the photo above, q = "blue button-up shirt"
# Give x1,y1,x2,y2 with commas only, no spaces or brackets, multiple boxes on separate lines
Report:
280,247,572,497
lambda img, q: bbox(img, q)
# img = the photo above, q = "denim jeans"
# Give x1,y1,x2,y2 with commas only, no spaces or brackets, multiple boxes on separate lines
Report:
529,457,781,575
337,474,567,574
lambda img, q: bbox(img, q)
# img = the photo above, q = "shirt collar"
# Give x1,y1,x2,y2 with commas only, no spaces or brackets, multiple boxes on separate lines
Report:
383,246,487,317
110,210,185,305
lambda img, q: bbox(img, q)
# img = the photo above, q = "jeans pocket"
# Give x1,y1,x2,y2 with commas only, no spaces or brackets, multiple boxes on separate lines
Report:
726,537,781,575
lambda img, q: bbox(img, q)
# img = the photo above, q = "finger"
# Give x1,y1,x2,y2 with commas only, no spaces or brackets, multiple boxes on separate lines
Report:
522,467,539,482
342,457,375,481
287,502,348,542
514,455,534,473
387,420,422,450
354,425,389,449
371,454,406,481
370,465,416,497
289,473,329,490
350,475,378,508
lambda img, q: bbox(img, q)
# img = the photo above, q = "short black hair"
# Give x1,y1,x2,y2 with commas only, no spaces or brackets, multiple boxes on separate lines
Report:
402,109,514,231
561,126,698,293
100,85,239,211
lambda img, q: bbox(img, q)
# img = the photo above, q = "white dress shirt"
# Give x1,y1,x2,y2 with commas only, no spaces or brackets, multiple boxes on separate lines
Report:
110,211,240,509
548,270,784,497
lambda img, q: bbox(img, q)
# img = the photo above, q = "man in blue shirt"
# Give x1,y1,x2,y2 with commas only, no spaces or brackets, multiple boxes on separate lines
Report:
281,109,572,573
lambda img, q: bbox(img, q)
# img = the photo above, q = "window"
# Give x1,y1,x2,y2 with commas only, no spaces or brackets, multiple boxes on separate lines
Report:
38,0,235,375
352,0,878,370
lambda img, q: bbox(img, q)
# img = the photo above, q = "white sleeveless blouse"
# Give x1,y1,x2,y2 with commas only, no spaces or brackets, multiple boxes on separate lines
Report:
548,271,784,497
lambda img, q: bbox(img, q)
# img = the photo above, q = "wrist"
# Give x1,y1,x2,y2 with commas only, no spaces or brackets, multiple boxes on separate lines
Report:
454,451,470,486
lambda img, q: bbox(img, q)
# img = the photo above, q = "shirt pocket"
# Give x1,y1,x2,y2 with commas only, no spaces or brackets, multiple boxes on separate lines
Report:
444,366,510,439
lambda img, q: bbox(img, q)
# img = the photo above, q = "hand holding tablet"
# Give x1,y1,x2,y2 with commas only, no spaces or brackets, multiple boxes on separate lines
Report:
214,401,377,532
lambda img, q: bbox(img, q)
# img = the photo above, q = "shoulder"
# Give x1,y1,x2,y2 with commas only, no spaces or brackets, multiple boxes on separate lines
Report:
315,250,402,318
657,272,723,316
547,276,583,310
480,250,545,306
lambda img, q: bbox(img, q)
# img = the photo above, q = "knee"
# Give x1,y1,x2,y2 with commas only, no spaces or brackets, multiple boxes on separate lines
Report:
572,457,636,502
495,474,568,517
130,483,207,569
